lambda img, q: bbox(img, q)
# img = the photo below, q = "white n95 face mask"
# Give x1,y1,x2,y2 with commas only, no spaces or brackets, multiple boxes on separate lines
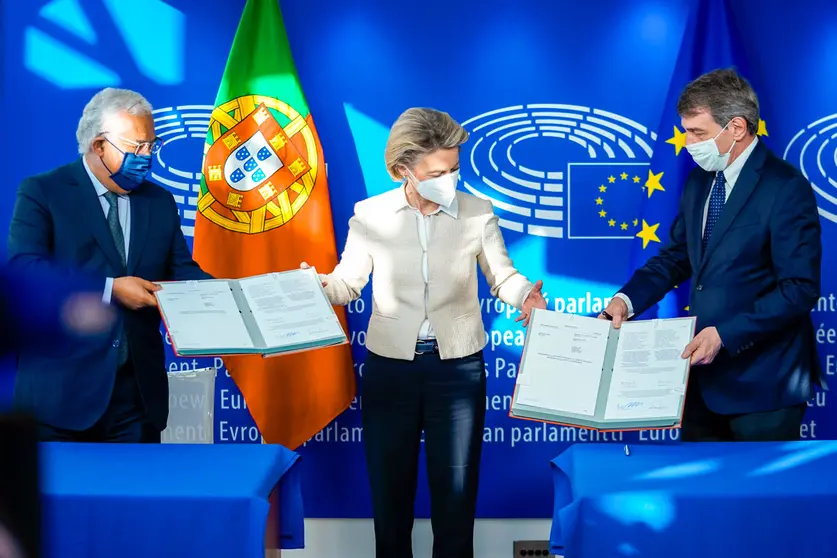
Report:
685,121,736,172
409,169,459,207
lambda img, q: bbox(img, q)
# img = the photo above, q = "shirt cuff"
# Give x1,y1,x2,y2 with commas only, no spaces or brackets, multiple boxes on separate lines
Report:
103,277,114,304
521,288,533,309
613,293,634,318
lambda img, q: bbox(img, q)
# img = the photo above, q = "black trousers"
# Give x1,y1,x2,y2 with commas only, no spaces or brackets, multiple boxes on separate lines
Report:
0,413,39,558
681,386,806,442
362,347,486,558
37,361,159,443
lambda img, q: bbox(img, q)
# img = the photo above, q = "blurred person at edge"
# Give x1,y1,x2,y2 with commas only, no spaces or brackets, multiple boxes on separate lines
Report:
7,87,211,444
0,265,115,558
0,264,115,358
600,68,824,442
303,107,547,558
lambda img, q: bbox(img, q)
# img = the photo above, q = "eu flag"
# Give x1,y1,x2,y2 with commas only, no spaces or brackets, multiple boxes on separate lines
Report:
567,162,652,239
627,0,766,319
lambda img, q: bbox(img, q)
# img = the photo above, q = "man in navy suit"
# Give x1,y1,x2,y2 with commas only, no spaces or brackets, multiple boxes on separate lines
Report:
601,69,823,442
7,87,211,443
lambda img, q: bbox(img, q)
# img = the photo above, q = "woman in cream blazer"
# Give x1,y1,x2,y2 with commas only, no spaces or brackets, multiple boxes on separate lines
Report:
314,108,545,558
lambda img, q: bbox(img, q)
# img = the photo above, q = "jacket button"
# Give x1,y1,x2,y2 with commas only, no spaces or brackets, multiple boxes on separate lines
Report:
696,284,703,291
112,340,120,348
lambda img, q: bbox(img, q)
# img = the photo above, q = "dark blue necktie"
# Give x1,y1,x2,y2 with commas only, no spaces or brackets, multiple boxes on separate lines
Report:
104,191,129,367
104,191,127,269
702,171,726,252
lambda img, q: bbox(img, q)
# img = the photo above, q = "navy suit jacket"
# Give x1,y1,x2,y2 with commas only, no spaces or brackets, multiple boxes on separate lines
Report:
7,159,211,431
620,140,824,415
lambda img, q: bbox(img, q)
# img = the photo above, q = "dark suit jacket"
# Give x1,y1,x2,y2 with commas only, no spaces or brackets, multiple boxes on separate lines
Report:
6,159,211,431
620,140,823,415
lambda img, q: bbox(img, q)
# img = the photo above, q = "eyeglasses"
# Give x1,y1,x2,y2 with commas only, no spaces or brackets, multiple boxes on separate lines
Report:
100,132,163,155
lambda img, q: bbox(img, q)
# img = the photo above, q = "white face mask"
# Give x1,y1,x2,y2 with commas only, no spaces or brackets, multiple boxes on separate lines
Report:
406,169,459,207
685,121,736,172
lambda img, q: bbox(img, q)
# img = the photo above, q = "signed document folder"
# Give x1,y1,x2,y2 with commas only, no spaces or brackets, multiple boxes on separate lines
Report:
510,309,697,431
155,268,347,357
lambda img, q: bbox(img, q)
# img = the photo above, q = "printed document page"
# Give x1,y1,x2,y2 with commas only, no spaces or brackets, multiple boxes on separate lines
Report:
239,270,344,348
603,319,692,420
156,280,255,351
516,311,611,417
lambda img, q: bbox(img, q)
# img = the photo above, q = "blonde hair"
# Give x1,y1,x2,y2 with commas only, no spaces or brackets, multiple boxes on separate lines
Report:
384,108,469,180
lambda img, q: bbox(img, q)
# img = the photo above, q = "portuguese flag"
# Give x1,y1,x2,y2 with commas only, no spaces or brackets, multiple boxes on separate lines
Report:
192,0,355,449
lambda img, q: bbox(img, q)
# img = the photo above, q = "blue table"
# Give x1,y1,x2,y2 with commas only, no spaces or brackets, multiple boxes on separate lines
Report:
40,443,304,558
550,441,837,558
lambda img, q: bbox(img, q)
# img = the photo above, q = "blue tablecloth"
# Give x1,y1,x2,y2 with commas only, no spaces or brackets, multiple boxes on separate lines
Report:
551,441,837,558
40,443,304,558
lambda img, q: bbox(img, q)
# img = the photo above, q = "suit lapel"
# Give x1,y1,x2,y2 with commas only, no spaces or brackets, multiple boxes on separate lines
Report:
71,159,125,272
698,141,767,275
690,173,714,265
128,189,150,274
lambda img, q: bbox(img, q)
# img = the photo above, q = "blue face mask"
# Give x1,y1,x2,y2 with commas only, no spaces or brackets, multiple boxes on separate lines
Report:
101,139,152,191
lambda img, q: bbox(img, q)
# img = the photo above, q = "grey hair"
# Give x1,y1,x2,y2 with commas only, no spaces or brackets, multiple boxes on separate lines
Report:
677,68,760,135
384,108,469,180
76,88,154,154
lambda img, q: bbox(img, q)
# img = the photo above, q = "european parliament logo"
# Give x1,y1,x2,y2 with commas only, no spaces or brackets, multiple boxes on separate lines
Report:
152,105,214,237
784,113,837,225
24,0,184,88
460,104,658,240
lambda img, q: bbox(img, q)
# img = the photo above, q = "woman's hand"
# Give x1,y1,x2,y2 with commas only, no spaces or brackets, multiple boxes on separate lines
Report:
516,280,547,327
301,262,328,287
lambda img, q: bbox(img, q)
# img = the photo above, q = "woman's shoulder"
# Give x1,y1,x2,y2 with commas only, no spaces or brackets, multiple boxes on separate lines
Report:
454,190,495,216
354,186,405,214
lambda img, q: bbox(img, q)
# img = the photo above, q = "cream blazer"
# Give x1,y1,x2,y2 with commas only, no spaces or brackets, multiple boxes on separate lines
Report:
321,187,533,361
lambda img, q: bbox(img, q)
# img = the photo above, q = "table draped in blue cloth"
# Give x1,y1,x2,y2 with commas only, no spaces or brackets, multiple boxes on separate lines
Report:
40,443,304,558
550,442,837,558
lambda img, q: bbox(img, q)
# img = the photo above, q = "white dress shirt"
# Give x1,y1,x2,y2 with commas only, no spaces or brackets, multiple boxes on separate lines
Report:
82,157,131,304
397,189,531,341
322,187,535,360
398,195,459,340
616,137,759,317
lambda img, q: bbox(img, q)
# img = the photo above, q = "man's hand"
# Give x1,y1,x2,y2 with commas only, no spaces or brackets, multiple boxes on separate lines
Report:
112,276,160,310
301,262,328,287
516,280,547,327
599,297,629,328
681,326,723,365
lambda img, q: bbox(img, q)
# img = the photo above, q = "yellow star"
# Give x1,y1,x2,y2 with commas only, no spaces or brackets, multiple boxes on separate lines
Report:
599,185,607,192
595,197,604,205
620,172,628,180
684,306,690,312
636,220,661,249
757,119,768,137
633,175,641,183
645,170,665,198
633,218,639,227
599,209,607,218
608,219,616,227
608,175,616,183
620,222,628,230
666,125,688,156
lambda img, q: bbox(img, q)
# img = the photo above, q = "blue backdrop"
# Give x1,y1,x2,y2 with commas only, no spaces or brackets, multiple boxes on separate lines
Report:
1,0,835,519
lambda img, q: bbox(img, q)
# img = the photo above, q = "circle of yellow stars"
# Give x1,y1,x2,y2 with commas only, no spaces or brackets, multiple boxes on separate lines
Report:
665,119,769,155
596,171,664,248
594,119,768,251
623,118,769,250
